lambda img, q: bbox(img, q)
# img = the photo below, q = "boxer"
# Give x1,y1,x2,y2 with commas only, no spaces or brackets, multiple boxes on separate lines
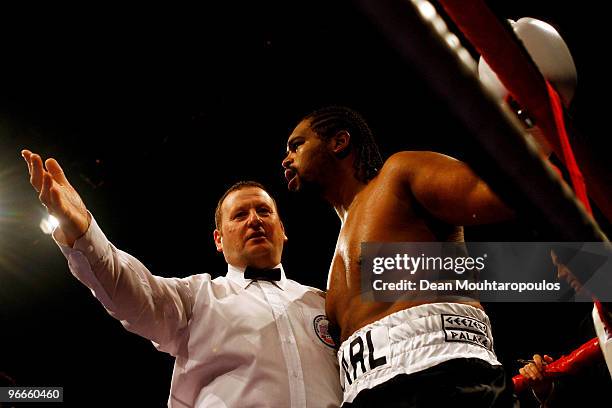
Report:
283,106,517,407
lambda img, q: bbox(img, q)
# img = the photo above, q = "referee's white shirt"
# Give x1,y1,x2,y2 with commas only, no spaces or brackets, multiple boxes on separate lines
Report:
55,215,341,407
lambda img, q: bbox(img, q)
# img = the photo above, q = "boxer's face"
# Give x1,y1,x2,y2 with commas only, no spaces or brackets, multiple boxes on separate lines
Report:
213,187,287,269
283,119,334,193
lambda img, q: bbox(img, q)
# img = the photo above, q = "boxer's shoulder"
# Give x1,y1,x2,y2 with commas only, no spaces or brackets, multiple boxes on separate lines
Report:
380,151,457,179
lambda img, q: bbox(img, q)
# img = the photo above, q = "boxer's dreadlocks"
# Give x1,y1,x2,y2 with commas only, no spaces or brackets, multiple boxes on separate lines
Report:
304,106,383,183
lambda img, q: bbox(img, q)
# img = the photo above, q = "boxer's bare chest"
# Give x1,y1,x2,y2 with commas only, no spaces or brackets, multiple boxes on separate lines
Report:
325,175,463,340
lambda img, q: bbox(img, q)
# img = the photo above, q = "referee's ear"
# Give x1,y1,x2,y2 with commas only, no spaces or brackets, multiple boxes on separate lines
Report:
214,229,224,252
281,221,288,242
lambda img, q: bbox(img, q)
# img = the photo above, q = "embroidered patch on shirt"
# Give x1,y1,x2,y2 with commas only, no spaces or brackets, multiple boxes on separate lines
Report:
313,315,336,348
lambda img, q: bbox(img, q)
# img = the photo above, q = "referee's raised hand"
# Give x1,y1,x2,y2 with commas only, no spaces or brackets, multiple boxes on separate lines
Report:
22,150,90,246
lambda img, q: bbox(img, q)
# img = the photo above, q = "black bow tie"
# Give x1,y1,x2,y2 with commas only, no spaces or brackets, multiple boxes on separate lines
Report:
244,266,281,281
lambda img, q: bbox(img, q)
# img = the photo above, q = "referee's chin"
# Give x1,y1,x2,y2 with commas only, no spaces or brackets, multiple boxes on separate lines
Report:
243,252,281,270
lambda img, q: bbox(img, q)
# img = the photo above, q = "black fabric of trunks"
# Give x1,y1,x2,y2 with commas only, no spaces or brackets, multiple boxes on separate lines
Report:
342,357,518,408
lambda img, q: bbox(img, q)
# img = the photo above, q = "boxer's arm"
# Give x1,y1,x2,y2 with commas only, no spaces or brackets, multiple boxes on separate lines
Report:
387,151,515,225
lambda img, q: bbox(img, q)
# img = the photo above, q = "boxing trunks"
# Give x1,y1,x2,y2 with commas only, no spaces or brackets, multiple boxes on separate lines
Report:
338,303,515,407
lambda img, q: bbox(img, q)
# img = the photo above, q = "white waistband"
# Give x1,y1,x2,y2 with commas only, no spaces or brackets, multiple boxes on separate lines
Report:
338,303,500,403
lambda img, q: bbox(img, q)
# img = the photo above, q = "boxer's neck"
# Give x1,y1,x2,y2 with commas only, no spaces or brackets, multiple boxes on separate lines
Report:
327,176,366,222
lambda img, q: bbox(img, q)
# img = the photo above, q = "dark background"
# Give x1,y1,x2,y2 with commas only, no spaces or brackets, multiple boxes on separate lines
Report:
0,1,608,406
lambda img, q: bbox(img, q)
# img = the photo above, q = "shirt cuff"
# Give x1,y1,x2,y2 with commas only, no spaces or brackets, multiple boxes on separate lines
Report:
53,212,110,267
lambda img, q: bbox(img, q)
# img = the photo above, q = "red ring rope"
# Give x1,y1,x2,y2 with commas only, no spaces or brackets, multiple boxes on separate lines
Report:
436,0,609,392
512,337,602,393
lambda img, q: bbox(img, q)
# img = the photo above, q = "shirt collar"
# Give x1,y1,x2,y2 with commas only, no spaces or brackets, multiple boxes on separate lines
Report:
226,263,288,290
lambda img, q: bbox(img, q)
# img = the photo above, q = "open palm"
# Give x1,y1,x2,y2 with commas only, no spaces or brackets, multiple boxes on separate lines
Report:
22,150,90,246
